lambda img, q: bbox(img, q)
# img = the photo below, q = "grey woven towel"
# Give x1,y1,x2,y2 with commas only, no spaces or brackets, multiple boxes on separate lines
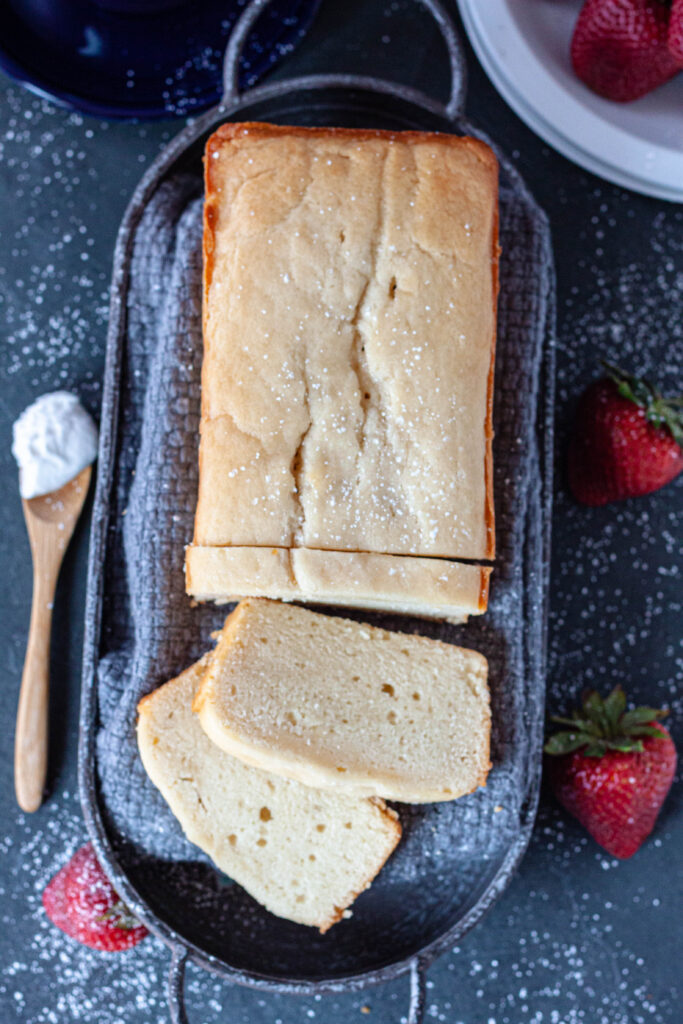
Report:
95,160,552,876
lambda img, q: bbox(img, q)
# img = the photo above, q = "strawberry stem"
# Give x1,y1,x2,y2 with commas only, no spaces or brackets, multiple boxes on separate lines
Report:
601,361,683,446
96,900,142,932
545,686,668,758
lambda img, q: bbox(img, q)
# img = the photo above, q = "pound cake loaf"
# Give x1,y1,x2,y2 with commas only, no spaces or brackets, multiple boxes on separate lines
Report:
194,599,491,803
187,121,499,617
137,657,401,932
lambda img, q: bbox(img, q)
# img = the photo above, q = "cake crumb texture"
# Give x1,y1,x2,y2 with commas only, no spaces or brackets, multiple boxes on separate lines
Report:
195,597,491,803
137,658,401,932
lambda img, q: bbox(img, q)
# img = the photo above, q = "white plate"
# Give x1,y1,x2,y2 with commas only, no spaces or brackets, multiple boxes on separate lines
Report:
457,0,683,202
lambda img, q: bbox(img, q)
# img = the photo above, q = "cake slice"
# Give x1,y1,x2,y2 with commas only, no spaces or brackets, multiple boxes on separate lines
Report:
137,657,401,933
194,599,491,803
185,546,491,623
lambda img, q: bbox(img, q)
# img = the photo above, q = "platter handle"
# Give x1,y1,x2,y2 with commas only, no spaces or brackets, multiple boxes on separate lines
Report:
168,948,189,1024
407,955,428,1024
222,0,466,119
167,947,428,1023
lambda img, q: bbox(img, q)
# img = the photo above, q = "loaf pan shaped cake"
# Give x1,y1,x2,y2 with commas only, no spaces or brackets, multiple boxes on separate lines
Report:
187,122,499,617
137,656,401,932
194,599,491,803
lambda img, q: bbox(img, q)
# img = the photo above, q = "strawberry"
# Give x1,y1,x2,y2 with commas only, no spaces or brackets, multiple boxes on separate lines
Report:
545,687,677,858
669,0,683,60
43,842,147,951
571,0,681,102
568,362,683,505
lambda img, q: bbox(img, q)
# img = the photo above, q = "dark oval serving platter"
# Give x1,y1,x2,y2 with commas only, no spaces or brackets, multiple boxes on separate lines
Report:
78,1,556,1021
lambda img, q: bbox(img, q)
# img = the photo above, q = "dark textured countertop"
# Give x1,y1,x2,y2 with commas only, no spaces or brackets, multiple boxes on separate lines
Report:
0,2,681,1021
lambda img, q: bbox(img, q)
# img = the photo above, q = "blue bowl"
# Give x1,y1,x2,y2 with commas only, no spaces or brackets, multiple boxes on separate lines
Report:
0,0,321,119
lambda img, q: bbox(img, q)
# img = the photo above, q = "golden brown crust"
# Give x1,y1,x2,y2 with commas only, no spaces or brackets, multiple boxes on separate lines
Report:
199,121,498,571
478,565,492,613
485,193,500,560
207,120,489,146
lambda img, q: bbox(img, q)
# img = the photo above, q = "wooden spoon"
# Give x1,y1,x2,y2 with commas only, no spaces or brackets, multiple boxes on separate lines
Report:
14,465,92,813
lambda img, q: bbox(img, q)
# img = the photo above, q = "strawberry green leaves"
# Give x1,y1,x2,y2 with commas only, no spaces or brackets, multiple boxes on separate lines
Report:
603,361,683,446
545,686,668,758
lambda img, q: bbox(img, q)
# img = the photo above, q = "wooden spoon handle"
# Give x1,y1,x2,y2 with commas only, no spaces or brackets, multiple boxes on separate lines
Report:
15,569,57,813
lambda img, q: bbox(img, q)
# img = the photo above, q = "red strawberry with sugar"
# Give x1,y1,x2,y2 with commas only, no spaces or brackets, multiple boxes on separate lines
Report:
545,687,677,858
568,362,683,505
669,0,683,61
571,0,681,102
43,842,147,951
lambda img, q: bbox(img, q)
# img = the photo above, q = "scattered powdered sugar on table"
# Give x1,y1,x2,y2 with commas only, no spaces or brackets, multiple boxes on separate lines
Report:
1,86,680,1024
549,199,683,727
0,794,676,1023
0,87,173,398
0,98,105,386
558,207,682,397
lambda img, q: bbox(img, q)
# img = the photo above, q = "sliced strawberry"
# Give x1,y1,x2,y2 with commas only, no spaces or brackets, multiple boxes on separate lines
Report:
571,0,681,102
545,687,677,858
42,842,147,952
568,363,683,505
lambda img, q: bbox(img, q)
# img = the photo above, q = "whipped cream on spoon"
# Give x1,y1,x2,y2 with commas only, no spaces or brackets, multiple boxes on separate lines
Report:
12,391,98,500
12,392,98,812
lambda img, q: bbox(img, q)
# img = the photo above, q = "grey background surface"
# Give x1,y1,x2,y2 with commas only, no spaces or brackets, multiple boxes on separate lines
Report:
0,1,681,1022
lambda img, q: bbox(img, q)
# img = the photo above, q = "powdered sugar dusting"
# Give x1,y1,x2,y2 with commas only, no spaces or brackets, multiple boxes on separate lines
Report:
550,202,683,724
0,87,172,399
0,793,677,1022
1,53,681,1024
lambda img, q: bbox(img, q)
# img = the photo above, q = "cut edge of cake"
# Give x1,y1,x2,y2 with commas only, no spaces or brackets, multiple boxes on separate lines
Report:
193,598,492,804
185,545,491,624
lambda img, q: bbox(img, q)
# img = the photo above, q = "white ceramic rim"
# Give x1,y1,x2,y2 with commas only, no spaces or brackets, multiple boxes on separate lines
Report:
456,0,683,202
